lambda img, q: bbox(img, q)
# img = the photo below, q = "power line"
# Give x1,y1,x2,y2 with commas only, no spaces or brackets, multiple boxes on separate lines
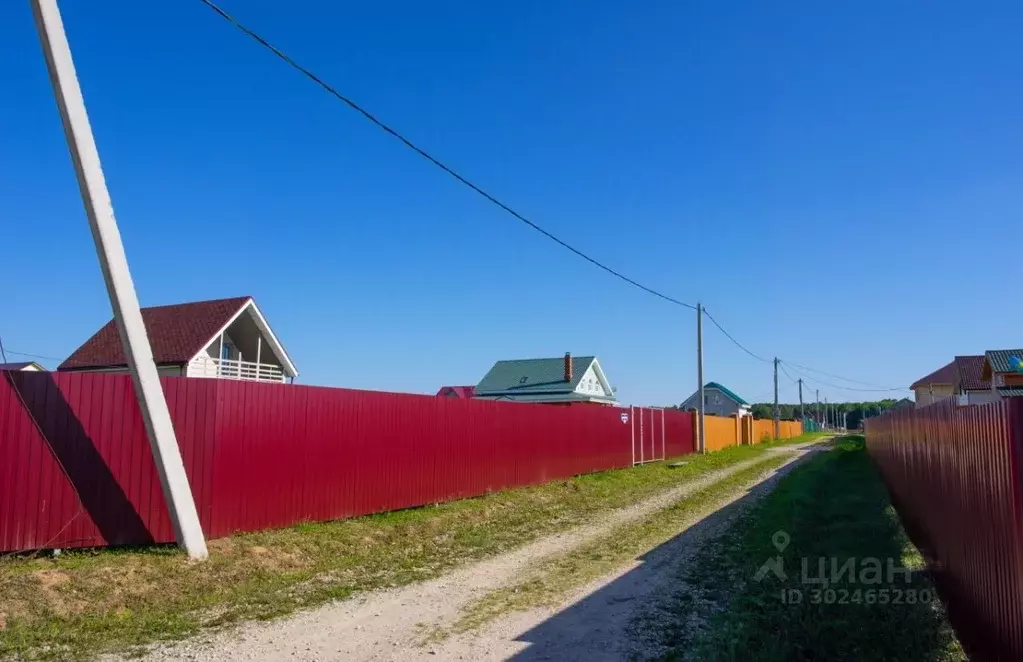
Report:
196,0,697,311
703,307,906,390
195,0,907,393
780,359,903,390
782,361,909,393
702,308,771,363
778,361,801,386
3,349,62,362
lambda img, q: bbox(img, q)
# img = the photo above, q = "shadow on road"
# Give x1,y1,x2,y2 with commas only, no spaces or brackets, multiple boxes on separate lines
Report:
506,441,960,662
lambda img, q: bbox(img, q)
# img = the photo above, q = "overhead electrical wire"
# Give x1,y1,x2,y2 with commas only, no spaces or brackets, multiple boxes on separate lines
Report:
196,0,696,311
701,308,772,363
778,361,801,387
782,361,909,393
195,0,907,394
2,349,62,362
780,359,903,390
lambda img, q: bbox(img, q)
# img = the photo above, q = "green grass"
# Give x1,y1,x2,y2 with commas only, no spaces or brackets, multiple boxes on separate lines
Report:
0,437,817,661
649,436,965,661
445,452,796,636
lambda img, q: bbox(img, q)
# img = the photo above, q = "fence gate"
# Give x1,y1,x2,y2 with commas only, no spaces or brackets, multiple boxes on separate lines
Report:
631,406,666,465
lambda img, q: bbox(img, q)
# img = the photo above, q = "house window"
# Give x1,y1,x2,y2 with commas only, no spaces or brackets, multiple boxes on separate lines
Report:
221,342,232,362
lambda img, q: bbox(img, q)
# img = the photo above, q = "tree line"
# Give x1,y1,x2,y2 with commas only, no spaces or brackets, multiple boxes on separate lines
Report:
747,399,904,429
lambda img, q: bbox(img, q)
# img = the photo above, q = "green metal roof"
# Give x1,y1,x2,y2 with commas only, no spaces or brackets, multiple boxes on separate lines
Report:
475,356,597,396
704,382,749,406
997,388,1023,398
985,350,1023,374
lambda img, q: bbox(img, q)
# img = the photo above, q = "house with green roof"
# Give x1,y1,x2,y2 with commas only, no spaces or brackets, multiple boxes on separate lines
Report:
472,353,617,405
981,349,1023,399
679,382,751,417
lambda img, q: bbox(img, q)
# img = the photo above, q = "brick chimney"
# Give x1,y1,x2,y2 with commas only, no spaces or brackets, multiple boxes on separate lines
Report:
564,352,573,382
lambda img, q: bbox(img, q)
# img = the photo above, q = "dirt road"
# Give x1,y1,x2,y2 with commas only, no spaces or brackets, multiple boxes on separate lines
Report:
136,442,825,662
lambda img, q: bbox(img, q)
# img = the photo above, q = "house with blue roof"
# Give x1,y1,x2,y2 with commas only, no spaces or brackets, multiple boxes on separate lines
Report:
679,382,751,417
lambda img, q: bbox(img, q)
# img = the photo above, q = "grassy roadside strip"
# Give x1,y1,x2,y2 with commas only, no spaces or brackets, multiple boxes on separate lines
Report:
441,451,797,637
1,435,819,660
646,436,965,661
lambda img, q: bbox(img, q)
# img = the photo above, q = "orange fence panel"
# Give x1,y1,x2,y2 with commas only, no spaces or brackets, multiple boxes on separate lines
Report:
704,414,739,451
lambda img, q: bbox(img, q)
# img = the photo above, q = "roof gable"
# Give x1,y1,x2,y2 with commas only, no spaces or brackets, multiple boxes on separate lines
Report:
954,355,988,391
0,362,43,371
910,360,957,389
572,361,613,398
680,382,749,408
59,296,252,370
704,382,748,406
475,356,598,396
982,349,1023,379
436,385,475,398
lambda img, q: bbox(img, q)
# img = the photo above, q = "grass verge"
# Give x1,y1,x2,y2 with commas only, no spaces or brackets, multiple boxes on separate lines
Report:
0,436,818,660
445,451,796,636
647,436,965,661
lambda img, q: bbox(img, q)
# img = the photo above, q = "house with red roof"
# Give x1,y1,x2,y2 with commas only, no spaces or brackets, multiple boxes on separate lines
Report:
910,360,957,407
953,355,997,405
58,296,298,383
436,385,475,398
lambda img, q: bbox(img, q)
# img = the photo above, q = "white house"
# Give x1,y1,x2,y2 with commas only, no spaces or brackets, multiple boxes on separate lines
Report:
473,353,617,405
58,296,298,383
680,382,751,417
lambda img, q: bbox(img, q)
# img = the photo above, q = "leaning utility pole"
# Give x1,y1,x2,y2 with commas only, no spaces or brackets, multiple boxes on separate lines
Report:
696,303,705,453
798,378,804,421
31,0,207,559
773,357,780,439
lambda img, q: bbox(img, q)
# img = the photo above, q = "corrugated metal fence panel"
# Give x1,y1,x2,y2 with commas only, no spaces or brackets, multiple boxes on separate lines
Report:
0,372,219,551
208,382,638,536
866,398,1023,661
1,373,700,552
704,414,738,452
663,409,695,457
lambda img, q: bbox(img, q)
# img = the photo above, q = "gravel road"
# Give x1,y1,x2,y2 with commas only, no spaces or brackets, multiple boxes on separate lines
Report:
130,442,826,662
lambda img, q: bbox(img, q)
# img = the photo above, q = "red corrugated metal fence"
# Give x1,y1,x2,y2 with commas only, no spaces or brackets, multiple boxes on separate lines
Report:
866,398,1023,661
0,372,694,552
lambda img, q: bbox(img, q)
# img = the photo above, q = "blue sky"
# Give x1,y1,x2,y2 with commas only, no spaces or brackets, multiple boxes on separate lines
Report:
2,1,1022,405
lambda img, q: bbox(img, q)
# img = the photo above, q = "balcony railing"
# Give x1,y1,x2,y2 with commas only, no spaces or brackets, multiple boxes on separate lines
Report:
187,356,286,383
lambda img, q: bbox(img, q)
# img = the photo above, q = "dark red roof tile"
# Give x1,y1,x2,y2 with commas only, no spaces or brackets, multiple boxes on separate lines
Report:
956,354,989,390
58,296,251,370
436,385,476,398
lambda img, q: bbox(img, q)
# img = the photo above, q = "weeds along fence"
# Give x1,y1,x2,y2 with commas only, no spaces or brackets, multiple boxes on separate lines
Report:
0,371,699,553
866,398,1023,661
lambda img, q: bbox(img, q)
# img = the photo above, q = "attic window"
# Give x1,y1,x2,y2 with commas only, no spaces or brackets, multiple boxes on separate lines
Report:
519,377,528,384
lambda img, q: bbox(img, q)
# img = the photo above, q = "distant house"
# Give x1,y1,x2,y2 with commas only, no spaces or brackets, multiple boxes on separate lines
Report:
910,360,957,407
890,397,915,411
58,296,298,384
0,361,44,372
953,355,996,405
981,349,1023,399
436,385,475,398
679,382,750,417
473,353,617,405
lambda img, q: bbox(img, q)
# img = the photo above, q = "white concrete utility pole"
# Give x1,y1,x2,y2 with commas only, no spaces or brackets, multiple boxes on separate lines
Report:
696,303,705,453
30,0,208,559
